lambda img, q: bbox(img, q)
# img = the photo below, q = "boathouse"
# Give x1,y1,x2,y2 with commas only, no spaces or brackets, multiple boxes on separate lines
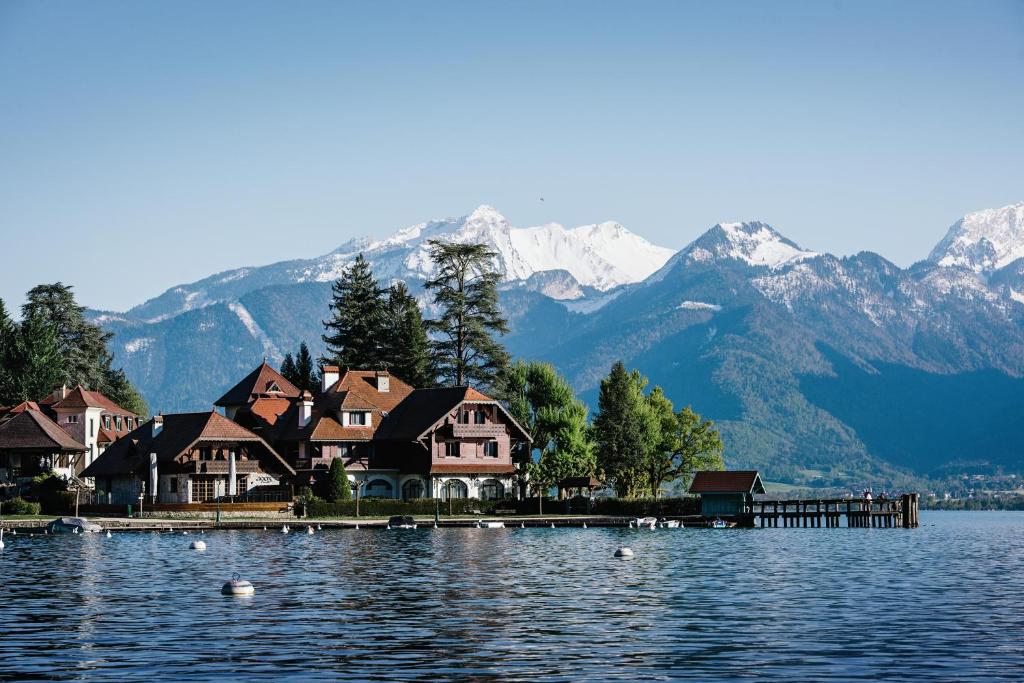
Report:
689,470,765,517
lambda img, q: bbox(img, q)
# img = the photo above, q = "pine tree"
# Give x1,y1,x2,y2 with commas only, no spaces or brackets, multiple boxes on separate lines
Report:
321,254,386,369
0,299,16,404
327,457,351,502
294,342,317,391
424,241,509,388
381,282,432,387
9,311,64,404
592,361,659,497
280,353,298,386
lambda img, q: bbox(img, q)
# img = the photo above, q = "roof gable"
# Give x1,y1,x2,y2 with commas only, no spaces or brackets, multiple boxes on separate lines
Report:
51,386,137,417
377,387,532,443
215,362,301,407
0,409,87,452
688,471,765,494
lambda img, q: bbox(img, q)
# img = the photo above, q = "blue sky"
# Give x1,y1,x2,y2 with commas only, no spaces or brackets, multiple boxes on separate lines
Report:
1,0,1022,312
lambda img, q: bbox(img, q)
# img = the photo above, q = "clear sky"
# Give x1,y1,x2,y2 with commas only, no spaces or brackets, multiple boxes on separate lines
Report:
1,0,1022,312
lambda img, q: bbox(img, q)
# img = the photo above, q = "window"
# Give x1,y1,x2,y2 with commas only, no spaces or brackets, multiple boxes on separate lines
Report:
103,416,111,430
199,447,213,461
349,412,367,426
170,477,178,493
484,441,499,458
115,416,123,431
90,419,94,437
66,415,79,424
474,410,486,424
445,442,460,458
402,479,424,499
440,480,468,500
125,418,133,431
480,479,504,500
457,410,470,424
365,479,393,497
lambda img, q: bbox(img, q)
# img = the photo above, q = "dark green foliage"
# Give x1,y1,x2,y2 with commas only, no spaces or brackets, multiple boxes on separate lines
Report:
0,497,42,515
592,361,659,497
424,240,509,388
381,282,432,387
294,342,317,391
326,458,351,502
280,353,297,384
590,496,699,517
499,361,596,497
644,390,724,497
0,284,146,414
322,254,386,369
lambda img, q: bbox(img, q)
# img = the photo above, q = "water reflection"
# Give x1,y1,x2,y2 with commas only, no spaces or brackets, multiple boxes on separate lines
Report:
1,513,1022,680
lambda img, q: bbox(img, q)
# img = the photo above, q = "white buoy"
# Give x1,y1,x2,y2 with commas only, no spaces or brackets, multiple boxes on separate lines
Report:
355,524,359,530
263,526,267,531
582,522,587,529
520,522,525,528
474,521,481,528
307,526,314,535
73,527,79,535
183,531,190,535
0,528,5,549
11,529,16,536
190,540,207,550
317,524,322,530
221,573,254,596
281,525,289,534
386,524,391,530
550,523,555,529
614,547,634,558
434,522,438,529
106,530,112,538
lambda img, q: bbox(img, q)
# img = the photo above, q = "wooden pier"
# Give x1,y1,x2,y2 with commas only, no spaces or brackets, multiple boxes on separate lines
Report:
754,493,919,529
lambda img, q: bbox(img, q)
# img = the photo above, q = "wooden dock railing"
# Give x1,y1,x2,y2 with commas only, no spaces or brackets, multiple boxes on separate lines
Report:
753,493,919,528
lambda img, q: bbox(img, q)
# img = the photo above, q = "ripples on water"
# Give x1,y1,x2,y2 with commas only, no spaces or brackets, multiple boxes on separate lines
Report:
1,512,1022,681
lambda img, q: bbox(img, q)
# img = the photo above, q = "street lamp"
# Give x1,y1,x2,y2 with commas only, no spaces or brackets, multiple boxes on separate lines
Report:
350,479,361,518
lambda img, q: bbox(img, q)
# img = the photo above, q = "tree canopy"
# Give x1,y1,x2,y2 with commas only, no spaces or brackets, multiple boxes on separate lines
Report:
322,254,386,369
0,284,148,415
381,282,432,387
281,342,319,392
424,240,509,388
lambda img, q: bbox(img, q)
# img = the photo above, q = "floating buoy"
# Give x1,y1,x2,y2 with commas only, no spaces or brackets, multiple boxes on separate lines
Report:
317,524,322,531
190,540,207,550
263,526,267,531
307,526,314,535
355,524,359,530
221,573,254,596
183,531,190,535
520,522,525,528
11,529,16,536
281,525,289,534
0,528,5,549
106,531,112,538
582,522,587,529
386,525,391,530
474,521,481,528
72,527,79,535
614,547,635,558
434,522,438,529
550,523,555,529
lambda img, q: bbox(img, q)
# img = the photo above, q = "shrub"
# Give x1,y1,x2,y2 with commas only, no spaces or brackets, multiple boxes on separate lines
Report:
327,459,351,502
1,497,42,515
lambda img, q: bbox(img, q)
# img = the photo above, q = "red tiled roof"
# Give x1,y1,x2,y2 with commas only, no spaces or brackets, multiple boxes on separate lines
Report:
82,411,294,478
51,386,137,417
246,397,292,427
328,370,414,412
430,463,516,475
215,362,301,407
97,428,117,445
688,471,765,494
376,386,531,443
0,408,87,452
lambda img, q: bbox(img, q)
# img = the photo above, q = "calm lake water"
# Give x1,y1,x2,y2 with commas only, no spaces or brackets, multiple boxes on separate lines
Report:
1,511,1022,681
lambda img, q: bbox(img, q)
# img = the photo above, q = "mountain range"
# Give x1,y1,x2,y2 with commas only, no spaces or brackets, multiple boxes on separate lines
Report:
88,202,1024,488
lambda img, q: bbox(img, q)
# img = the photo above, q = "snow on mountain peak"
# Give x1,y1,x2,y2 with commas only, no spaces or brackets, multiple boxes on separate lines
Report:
708,221,818,268
928,201,1024,273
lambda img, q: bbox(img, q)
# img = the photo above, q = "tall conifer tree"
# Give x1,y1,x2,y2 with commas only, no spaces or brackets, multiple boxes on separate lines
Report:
424,241,509,388
322,255,386,369
592,361,659,497
381,282,432,387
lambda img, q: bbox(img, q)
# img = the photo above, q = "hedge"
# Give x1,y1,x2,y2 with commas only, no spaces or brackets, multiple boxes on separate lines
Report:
304,497,510,517
1,497,42,515
302,496,699,517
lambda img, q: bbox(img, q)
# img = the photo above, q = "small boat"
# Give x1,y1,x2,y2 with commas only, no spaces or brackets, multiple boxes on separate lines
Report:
658,518,681,528
476,520,505,529
47,517,103,534
709,518,729,529
387,515,417,530
634,517,657,529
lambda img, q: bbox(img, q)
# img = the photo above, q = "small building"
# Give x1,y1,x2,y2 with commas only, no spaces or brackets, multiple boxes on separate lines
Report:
81,411,295,504
0,403,88,485
39,385,142,475
688,470,765,517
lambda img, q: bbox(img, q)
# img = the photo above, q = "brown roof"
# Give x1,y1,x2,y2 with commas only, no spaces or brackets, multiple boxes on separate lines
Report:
82,411,294,478
97,428,117,445
51,386,137,417
377,386,532,443
328,370,414,412
215,362,301,407
688,471,765,494
0,408,88,452
431,463,516,475
245,397,292,427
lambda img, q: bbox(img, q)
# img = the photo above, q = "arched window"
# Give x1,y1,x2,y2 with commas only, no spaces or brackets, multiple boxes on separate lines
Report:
480,479,504,500
365,479,393,498
402,479,425,500
440,479,468,500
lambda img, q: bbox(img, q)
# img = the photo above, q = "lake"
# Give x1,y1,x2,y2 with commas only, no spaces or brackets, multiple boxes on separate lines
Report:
1,511,1022,681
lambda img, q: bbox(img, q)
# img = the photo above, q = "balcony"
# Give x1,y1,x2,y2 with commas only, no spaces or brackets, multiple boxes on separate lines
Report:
451,423,506,438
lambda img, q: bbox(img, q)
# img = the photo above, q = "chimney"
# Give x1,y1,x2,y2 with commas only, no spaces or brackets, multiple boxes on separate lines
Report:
321,365,340,392
52,384,68,402
298,391,314,428
376,370,390,393
152,414,163,438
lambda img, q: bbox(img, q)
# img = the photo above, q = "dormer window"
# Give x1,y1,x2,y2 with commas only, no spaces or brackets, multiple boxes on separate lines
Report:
348,411,368,426
115,416,123,431
103,416,111,430
267,381,281,393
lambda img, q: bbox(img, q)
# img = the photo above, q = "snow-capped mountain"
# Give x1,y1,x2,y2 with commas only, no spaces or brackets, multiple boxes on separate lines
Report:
928,201,1024,273
114,205,674,323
